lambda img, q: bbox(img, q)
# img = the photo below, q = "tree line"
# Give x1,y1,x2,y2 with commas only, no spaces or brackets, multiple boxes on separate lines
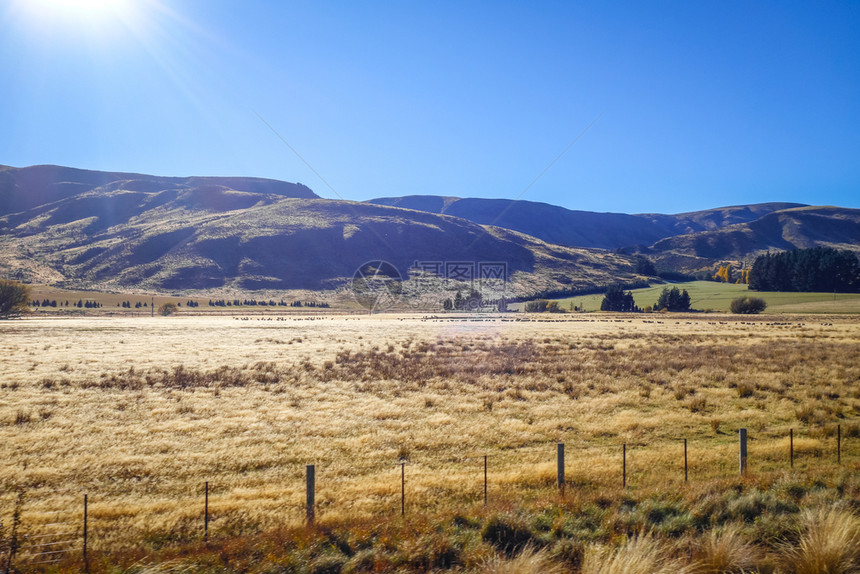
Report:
31,299,103,308
208,299,330,308
600,285,693,313
748,247,860,292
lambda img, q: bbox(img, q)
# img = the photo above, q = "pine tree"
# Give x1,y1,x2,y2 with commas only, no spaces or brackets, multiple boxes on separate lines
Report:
654,287,692,311
749,247,860,292
601,285,637,312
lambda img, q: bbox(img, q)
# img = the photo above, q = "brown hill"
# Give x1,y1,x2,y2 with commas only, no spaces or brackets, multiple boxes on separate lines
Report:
0,165,642,295
644,206,860,272
368,195,806,250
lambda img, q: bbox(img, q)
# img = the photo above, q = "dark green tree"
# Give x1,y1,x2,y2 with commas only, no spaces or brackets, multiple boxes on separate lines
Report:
601,285,637,312
635,256,657,276
654,287,691,311
0,279,30,319
464,289,483,311
749,247,860,292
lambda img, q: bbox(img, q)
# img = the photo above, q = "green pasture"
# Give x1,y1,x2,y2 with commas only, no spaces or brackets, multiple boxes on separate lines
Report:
519,281,860,314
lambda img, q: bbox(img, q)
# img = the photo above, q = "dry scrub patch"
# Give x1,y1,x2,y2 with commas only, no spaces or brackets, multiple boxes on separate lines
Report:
0,313,858,564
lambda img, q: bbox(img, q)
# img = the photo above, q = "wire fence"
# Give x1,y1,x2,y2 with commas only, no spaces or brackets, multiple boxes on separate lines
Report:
1,425,854,571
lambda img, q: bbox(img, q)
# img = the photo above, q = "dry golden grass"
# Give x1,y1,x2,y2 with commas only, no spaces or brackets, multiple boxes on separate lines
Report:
778,506,860,574
476,545,566,574
582,536,697,574
0,313,858,570
692,525,762,573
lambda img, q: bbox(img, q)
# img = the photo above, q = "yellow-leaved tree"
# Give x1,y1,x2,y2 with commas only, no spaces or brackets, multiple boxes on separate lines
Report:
713,264,733,283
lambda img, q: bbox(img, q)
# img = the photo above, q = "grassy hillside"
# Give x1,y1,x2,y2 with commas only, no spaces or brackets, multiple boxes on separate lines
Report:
529,280,860,314
0,164,317,215
369,195,805,251
0,166,645,296
370,196,860,278
647,206,860,273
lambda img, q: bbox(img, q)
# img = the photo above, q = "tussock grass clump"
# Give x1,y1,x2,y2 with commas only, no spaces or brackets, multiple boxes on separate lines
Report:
779,506,860,574
478,545,566,574
582,536,697,574
693,525,762,573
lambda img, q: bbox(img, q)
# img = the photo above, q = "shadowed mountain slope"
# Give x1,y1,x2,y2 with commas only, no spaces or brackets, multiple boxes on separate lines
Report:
643,206,860,271
368,195,806,250
0,164,318,216
0,166,641,293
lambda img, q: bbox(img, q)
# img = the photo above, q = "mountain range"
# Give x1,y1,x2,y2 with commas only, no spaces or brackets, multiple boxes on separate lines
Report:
1,164,858,297
368,196,860,273
368,196,808,250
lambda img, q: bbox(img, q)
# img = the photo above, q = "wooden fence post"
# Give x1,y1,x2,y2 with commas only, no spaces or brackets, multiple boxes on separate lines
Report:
400,462,405,516
204,482,209,540
838,424,842,465
790,429,794,468
83,493,88,571
557,443,565,497
306,465,315,525
739,428,748,475
684,439,688,483
622,444,627,488
483,455,488,506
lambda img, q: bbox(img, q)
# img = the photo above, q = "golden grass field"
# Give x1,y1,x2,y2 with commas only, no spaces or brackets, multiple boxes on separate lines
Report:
1,312,859,572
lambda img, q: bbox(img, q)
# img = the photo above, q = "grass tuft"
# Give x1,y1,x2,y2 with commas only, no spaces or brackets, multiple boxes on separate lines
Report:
478,545,566,574
582,536,698,574
693,525,762,573
779,506,860,574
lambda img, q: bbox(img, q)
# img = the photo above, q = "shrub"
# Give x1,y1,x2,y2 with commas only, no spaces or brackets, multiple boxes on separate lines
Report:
159,303,178,316
730,296,767,314
0,279,30,319
525,300,549,313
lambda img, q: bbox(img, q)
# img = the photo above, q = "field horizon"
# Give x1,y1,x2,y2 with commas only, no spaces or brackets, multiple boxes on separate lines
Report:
16,279,860,319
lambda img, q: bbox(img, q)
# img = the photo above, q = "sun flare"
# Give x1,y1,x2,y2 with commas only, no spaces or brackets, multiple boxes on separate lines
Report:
21,0,133,24
37,0,127,11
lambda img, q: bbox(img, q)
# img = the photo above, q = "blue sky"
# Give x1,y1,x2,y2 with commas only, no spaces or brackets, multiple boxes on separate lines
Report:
2,0,858,214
